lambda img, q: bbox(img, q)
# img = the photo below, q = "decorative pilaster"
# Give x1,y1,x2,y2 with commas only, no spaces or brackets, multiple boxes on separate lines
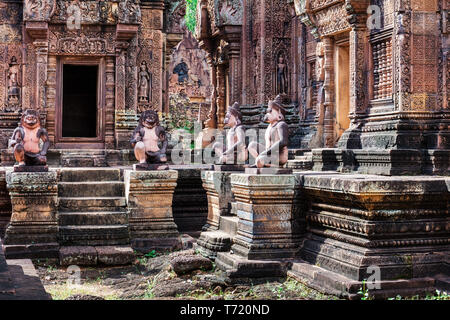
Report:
349,27,369,117
216,65,227,130
105,56,115,149
124,170,180,251
3,171,58,259
322,37,335,147
45,55,56,144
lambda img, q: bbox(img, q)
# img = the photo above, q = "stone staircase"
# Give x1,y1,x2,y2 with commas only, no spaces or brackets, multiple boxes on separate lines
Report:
58,168,130,246
195,215,239,260
287,150,313,170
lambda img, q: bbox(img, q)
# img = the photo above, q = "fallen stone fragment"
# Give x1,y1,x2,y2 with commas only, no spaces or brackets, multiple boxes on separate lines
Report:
170,254,213,275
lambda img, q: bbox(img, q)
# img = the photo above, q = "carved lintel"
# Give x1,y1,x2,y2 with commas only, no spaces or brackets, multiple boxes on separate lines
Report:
25,21,49,40
116,24,139,42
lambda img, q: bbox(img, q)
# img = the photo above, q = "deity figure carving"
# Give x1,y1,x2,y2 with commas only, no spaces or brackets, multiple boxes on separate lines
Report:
24,0,56,21
315,41,325,119
173,59,189,84
138,61,151,103
118,0,142,24
276,54,288,94
131,110,168,167
9,109,49,167
248,95,289,168
6,57,21,112
214,102,248,165
316,42,325,82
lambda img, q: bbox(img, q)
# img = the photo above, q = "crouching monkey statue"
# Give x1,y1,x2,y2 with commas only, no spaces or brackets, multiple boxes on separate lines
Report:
248,95,289,168
131,110,168,168
9,109,49,168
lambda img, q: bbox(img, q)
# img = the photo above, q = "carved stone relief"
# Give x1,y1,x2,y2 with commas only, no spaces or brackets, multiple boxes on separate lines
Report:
24,0,56,21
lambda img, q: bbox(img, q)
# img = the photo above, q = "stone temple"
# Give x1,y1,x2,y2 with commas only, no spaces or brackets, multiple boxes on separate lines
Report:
0,0,448,300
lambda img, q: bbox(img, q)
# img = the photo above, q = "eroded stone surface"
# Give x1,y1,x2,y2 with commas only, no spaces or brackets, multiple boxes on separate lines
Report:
170,254,213,275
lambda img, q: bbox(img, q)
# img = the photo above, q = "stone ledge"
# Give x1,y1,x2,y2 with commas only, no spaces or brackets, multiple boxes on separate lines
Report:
288,259,445,300
59,246,135,266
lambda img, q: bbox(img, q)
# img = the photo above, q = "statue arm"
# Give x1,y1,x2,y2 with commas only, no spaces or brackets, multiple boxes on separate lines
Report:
37,128,50,156
223,127,246,156
8,127,24,148
130,127,143,147
156,126,168,155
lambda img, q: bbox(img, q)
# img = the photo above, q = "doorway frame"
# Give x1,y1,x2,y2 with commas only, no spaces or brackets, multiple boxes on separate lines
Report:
55,57,106,149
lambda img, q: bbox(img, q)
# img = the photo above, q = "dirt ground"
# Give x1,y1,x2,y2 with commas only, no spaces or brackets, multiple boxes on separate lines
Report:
35,249,339,300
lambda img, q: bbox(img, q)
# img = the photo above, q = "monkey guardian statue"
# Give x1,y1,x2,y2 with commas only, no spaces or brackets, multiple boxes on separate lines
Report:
131,110,168,167
9,109,49,168
214,102,248,165
248,95,289,168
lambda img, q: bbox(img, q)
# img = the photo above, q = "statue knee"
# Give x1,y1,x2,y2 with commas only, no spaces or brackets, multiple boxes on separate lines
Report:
36,155,47,165
135,141,145,151
14,144,24,154
248,141,257,151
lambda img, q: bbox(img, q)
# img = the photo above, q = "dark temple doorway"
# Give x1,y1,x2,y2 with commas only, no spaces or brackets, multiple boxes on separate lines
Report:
62,64,98,138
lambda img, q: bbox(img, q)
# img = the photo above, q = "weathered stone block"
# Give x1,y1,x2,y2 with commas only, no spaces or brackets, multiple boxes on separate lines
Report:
216,173,302,279
290,173,450,298
95,246,134,265
125,169,180,251
170,254,213,275
3,171,59,259
201,170,234,231
59,246,98,266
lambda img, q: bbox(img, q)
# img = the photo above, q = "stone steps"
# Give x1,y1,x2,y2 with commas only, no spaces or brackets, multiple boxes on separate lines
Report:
58,211,128,226
57,168,130,247
59,225,130,246
59,168,122,182
58,181,124,197
58,197,127,212
287,151,313,170
60,151,107,167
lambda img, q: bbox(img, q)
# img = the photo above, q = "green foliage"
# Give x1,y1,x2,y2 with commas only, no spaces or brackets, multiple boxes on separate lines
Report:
144,250,157,258
357,280,372,300
185,0,198,33
388,290,449,301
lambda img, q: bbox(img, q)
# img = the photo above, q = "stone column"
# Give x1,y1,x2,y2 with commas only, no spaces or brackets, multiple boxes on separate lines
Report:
124,170,180,252
3,171,58,259
200,170,234,231
215,173,300,279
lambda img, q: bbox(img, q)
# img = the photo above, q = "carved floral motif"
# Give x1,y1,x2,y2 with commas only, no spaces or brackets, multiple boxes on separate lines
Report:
49,30,116,55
